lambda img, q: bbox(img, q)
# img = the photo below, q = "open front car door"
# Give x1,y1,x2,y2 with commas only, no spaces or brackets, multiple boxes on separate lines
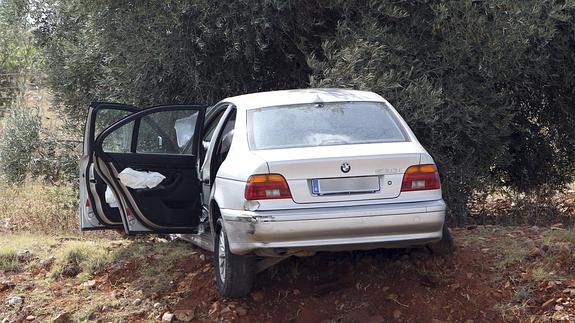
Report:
92,105,206,234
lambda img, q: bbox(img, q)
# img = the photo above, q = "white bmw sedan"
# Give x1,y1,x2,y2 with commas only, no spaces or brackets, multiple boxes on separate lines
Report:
80,88,451,297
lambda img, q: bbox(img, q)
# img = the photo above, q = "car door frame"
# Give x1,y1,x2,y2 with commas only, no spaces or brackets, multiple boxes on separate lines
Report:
80,102,139,230
92,104,207,234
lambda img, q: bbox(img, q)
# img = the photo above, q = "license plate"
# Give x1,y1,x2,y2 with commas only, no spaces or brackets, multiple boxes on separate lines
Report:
311,176,380,195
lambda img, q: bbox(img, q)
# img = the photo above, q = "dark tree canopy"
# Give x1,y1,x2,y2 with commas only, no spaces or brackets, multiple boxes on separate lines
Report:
30,0,575,220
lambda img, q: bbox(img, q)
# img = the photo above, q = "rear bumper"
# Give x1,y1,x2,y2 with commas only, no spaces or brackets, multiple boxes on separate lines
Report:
221,199,446,256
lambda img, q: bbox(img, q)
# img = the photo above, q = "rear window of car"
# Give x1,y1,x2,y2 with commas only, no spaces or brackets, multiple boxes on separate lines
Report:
248,101,408,150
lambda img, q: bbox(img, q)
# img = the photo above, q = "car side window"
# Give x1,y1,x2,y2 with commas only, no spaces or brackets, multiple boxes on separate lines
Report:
101,109,199,155
101,121,134,153
95,109,135,153
215,110,236,162
136,110,198,154
203,109,226,143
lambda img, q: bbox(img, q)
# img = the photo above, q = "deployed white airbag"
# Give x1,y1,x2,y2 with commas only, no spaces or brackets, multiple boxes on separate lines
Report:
118,168,166,189
105,186,119,208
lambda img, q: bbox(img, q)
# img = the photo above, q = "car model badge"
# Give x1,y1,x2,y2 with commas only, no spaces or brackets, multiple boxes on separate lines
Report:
340,162,351,173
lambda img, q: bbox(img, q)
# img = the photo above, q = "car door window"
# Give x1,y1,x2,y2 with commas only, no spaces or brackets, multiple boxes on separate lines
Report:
101,121,134,153
94,109,134,139
203,109,226,143
212,110,236,176
136,110,198,154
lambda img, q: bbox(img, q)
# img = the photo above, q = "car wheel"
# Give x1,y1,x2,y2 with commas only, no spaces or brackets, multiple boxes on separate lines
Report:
428,224,455,255
214,219,255,297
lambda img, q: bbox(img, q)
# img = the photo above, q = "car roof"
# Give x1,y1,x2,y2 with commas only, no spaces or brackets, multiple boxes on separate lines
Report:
223,88,386,110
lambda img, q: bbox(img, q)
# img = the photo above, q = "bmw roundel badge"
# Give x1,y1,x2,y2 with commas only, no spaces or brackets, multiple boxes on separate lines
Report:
341,162,351,173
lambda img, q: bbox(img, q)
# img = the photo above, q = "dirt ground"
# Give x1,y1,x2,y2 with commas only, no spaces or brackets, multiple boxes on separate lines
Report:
2,225,575,322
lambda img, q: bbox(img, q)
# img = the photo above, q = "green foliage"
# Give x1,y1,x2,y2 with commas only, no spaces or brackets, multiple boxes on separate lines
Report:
0,103,78,185
0,0,41,116
31,129,80,185
309,0,575,220
30,0,575,221
0,251,21,272
0,105,41,184
32,0,332,128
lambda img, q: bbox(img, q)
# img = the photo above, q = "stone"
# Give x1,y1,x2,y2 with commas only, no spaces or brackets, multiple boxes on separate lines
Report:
80,280,96,289
236,306,248,317
17,250,31,261
208,302,221,315
162,312,175,322
528,247,541,258
541,298,555,308
393,310,402,319
5,296,22,306
53,313,71,323
153,302,162,309
25,316,35,321
220,306,232,314
132,298,142,306
174,309,194,322
250,291,265,302
0,281,15,291
40,256,55,267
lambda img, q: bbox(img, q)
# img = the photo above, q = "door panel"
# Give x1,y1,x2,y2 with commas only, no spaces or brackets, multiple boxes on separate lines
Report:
94,105,206,234
80,102,138,230
103,153,201,228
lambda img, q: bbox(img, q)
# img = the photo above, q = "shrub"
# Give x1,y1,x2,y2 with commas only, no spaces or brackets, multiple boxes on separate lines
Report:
31,127,80,185
0,183,79,233
0,104,41,184
0,250,21,272
308,1,575,220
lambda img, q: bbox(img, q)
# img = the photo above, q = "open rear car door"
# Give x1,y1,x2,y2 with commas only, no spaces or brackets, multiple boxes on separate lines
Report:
80,102,139,230
92,105,206,234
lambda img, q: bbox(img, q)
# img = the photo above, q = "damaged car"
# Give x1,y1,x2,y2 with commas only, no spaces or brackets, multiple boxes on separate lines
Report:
79,89,453,297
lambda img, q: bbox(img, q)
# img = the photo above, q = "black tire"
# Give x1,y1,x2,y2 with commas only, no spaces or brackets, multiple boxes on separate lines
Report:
428,224,455,255
213,219,255,297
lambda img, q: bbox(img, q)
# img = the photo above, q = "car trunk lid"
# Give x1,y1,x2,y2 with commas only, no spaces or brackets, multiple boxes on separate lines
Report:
252,142,424,204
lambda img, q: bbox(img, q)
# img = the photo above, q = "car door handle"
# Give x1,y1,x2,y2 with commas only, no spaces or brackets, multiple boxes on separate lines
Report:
202,178,210,184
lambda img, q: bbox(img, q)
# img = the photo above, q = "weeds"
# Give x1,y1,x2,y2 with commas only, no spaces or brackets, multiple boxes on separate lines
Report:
50,241,114,279
0,234,56,272
0,250,20,271
493,236,532,270
0,182,79,234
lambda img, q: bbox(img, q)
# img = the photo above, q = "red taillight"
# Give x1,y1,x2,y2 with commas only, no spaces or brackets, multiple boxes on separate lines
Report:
401,164,441,192
85,198,91,208
245,174,292,200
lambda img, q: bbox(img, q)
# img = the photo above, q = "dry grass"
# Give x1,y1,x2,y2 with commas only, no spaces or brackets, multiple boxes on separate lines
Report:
0,234,57,272
0,182,78,234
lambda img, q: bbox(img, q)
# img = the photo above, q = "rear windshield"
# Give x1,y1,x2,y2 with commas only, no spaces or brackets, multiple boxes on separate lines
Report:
248,101,408,150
